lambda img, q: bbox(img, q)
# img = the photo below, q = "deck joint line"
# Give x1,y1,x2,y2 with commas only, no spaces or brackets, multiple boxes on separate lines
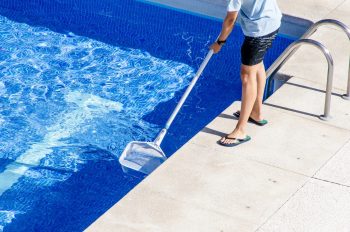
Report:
310,177,350,188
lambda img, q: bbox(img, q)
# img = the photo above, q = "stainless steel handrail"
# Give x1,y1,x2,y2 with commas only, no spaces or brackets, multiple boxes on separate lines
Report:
303,19,350,99
266,39,334,121
268,19,350,99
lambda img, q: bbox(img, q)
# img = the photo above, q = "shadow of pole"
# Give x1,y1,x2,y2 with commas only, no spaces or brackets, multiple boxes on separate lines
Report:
201,127,227,137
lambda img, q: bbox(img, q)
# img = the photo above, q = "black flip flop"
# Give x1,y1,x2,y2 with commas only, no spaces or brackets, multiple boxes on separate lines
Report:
217,135,251,147
233,111,268,126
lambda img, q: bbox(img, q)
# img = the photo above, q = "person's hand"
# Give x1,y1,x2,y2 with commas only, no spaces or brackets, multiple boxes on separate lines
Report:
210,42,222,54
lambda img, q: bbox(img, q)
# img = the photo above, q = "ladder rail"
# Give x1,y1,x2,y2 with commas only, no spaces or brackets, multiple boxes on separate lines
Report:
266,39,334,120
267,19,350,99
301,19,350,99
300,19,350,40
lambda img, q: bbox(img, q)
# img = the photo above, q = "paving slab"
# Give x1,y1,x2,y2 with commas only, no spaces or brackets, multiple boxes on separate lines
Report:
315,139,350,186
266,77,350,130
87,144,308,232
277,0,344,22
257,179,350,232
87,187,254,232
326,0,350,27
189,101,350,177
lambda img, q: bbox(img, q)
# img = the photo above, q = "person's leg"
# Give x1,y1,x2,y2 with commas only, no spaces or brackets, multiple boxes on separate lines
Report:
220,64,258,144
250,61,266,121
219,30,278,145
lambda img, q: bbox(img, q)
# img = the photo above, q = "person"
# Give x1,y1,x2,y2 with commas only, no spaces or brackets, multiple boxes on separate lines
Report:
211,0,282,147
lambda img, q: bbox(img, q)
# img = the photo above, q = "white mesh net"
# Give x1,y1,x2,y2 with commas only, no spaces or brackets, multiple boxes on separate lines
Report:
119,141,167,175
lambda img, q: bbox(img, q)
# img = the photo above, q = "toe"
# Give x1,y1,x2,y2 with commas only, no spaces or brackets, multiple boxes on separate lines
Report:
220,136,226,143
223,137,237,145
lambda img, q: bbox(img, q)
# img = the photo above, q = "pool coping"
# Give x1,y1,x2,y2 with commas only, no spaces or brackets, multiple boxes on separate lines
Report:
138,0,314,40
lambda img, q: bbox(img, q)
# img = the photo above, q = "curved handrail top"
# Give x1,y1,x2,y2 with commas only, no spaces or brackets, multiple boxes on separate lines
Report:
266,38,333,77
302,19,350,40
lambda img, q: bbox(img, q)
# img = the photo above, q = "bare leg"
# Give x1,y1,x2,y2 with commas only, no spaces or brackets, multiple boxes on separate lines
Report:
250,62,266,121
221,64,258,144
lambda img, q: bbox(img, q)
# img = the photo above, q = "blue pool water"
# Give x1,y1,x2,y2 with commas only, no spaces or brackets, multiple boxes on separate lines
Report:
0,0,294,231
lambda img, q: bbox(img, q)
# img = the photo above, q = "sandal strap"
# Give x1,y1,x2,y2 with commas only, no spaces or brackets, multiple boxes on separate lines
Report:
225,136,247,141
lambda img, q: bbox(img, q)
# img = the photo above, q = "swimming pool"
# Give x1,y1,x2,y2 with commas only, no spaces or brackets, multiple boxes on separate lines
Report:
0,0,294,231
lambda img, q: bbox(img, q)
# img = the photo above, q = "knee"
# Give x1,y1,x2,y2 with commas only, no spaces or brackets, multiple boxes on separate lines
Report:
241,73,251,86
241,65,257,86
241,69,255,86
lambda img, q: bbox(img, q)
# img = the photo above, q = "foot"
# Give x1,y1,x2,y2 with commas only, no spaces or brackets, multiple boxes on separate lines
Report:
233,111,268,126
219,129,247,145
249,110,264,122
234,110,263,121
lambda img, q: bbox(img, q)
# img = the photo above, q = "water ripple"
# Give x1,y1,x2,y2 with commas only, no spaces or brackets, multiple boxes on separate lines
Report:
0,14,195,228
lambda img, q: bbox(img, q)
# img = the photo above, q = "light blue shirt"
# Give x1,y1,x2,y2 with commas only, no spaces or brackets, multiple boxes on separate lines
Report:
227,0,282,37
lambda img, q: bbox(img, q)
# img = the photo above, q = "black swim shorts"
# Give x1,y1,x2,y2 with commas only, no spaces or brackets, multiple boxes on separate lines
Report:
241,29,279,66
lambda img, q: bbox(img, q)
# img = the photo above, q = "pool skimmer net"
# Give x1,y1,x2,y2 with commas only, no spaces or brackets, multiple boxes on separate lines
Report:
119,50,214,175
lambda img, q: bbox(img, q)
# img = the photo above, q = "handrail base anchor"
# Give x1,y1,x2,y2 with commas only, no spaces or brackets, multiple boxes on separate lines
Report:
342,94,350,100
319,115,332,121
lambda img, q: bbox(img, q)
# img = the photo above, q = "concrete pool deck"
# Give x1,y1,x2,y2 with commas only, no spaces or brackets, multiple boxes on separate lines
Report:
87,0,350,231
